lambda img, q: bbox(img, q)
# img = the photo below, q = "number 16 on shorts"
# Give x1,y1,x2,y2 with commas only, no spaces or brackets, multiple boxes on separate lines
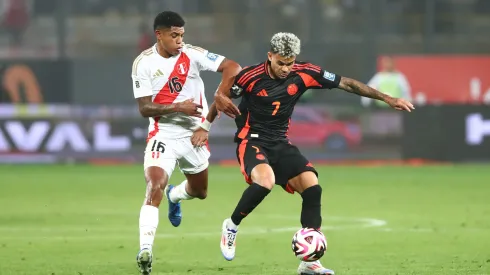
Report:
145,138,166,160
150,139,165,159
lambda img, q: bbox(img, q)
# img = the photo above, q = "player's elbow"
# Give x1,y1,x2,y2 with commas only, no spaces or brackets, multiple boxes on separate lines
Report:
221,59,242,75
138,105,152,118
230,62,242,75
338,77,357,93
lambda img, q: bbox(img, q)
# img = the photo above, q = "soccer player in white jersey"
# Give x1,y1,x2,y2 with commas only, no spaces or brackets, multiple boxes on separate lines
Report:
131,11,241,274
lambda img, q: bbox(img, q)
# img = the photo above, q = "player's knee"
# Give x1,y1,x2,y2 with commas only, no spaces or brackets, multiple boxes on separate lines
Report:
289,171,318,193
312,184,322,195
147,174,166,191
144,167,168,205
301,184,322,204
253,174,275,190
186,170,208,199
251,164,275,190
152,178,166,192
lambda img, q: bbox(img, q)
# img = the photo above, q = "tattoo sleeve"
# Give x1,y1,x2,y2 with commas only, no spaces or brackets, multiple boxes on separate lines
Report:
137,96,177,118
338,77,390,102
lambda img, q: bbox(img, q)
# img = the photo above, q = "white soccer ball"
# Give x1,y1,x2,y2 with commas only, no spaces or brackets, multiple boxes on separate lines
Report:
291,228,327,262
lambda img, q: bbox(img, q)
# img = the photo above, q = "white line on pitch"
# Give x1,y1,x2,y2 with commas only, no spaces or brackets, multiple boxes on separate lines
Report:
0,216,389,240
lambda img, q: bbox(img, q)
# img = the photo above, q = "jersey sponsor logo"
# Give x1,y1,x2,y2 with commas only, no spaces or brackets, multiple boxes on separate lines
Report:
152,69,164,79
257,89,268,97
206,52,219,61
287,83,299,96
323,70,336,81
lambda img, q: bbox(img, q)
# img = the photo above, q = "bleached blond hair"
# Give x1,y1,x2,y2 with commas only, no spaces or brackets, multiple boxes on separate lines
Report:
270,32,301,58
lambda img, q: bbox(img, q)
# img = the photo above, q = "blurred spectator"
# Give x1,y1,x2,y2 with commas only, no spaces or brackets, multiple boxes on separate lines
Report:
362,56,411,108
0,0,32,47
138,23,154,52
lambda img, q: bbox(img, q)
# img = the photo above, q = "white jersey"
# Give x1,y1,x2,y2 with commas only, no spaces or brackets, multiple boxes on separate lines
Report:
131,43,225,140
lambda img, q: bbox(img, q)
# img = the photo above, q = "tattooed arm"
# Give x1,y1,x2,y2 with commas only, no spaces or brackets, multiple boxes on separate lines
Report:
338,77,390,101
338,77,414,112
137,96,202,118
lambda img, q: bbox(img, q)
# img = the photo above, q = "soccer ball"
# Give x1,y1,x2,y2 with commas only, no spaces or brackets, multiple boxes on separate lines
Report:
292,228,327,262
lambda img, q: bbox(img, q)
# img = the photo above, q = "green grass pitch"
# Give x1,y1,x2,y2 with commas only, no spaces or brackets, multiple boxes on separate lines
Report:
0,164,489,275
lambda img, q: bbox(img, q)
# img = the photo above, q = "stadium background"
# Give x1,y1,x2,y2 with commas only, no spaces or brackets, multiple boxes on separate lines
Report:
1,0,490,164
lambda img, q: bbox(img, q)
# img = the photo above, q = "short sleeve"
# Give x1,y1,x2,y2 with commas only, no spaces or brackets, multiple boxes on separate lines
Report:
228,65,265,98
295,63,341,90
131,56,152,99
186,45,226,72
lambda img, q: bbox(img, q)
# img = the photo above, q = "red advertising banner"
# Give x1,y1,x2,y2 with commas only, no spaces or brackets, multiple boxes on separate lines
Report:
383,56,490,104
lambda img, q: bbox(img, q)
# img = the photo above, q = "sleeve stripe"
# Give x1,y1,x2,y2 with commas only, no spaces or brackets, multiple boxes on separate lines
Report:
237,66,264,86
293,64,321,73
238,68,264,87
189,45,206,53
293,63,321,71
293,63,321,70
132,54,144,75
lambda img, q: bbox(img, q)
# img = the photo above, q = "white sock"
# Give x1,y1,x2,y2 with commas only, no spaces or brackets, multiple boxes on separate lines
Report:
139,205,159,250
169,180,193,203
226,218,238,230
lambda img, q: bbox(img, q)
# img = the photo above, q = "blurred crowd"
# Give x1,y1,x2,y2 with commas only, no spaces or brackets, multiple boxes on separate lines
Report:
23,0,490,16
1,0,490,55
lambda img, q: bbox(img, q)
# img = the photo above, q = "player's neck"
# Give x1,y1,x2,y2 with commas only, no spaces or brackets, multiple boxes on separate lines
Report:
156,43,172,58
266,62,277,79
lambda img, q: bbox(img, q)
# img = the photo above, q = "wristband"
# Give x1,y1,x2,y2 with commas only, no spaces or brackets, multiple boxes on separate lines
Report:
200,119,212,131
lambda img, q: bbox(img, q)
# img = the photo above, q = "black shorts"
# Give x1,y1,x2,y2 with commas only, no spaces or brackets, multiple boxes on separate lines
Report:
235,140,318,194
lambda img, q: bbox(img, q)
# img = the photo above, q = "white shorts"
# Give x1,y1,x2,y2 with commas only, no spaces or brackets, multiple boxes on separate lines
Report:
143,136,210,178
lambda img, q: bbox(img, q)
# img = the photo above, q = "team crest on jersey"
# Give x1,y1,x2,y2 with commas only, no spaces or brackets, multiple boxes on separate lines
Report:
178,62,187,75
256,153,265,160
287,83,299,96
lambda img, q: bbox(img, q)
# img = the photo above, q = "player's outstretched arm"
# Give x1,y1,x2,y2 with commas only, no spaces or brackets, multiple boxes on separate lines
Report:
215,59,242,118
137,97,203,118
338,77,415,112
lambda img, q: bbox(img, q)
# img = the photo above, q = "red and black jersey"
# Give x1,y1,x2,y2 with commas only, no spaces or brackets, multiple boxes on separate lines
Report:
230,61,341,145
